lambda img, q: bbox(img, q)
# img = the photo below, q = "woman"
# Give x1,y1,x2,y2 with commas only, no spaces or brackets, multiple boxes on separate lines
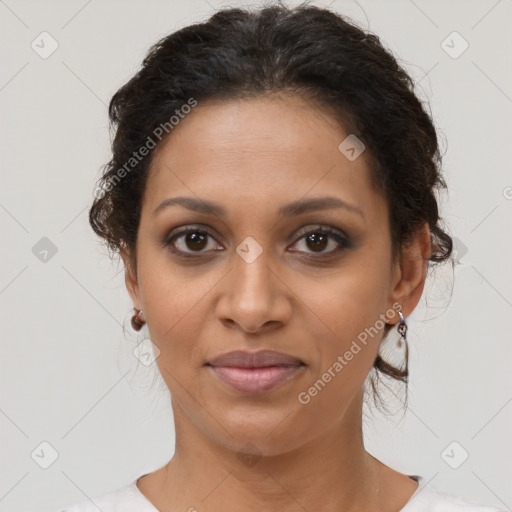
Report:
57,4,504,511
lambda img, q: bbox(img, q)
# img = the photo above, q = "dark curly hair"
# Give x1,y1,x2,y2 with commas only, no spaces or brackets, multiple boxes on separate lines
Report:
89,3,453,412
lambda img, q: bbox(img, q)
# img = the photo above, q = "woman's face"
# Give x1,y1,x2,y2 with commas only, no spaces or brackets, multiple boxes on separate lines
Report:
123,95,428,455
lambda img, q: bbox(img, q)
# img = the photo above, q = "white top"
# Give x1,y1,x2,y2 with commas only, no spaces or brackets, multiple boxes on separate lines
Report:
54,475,506,511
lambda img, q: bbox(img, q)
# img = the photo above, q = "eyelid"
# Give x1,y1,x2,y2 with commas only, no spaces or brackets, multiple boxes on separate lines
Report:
292,224,348,242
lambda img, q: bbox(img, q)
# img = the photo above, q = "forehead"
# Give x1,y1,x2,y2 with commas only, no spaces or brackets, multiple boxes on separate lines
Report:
144,96,385,221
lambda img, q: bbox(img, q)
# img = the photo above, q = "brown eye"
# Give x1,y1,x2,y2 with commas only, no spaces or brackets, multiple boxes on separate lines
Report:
182,231,208,251
304,232,329,252
290,226,350,256
164,227,222,255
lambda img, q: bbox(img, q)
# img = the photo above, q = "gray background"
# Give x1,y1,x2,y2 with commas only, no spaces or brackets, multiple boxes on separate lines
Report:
1,0,511,510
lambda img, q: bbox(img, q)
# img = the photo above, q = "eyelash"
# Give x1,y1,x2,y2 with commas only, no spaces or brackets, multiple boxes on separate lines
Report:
162,224,351,259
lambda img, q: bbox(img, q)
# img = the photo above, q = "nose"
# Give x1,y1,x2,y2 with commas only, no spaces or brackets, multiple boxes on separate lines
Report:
215,247,292,334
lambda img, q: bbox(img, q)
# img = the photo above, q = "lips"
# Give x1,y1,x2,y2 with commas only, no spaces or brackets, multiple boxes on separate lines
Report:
206,350,305,394
207,349,303,368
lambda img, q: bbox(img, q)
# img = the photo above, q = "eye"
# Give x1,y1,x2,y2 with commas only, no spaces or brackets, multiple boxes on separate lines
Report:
163,224,351,258
163,226,223,256
290,226,350,256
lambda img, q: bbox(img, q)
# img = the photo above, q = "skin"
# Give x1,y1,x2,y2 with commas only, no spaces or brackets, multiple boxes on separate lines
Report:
121,94,431,512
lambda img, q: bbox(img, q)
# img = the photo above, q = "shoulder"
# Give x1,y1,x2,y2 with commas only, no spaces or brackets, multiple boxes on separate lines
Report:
402,477,507,512
51,478,157,512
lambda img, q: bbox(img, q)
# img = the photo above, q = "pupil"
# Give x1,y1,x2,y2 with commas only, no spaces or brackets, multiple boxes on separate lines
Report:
307,233,327,252
187,232,207,250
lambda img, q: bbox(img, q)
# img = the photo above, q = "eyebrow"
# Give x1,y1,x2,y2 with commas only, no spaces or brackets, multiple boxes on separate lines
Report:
153,195,365,220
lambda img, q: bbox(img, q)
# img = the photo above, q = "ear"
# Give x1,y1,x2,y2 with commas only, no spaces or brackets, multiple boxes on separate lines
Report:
120,245,141,311
387,222,432,323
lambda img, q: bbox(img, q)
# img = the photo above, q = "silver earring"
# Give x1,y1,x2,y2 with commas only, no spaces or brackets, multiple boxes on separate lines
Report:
397,311,407,349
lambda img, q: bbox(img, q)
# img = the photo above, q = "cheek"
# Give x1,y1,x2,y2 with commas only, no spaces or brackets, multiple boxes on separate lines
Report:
295,258,391,393
304,257,390,342
136,253,213,372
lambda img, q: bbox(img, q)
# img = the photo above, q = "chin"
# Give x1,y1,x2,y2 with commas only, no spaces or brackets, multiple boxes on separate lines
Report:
210,409,308,457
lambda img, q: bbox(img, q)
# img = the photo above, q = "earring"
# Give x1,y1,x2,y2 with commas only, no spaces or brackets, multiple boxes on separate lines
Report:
131,308,146,331
397,311,409,378
397,311,407,349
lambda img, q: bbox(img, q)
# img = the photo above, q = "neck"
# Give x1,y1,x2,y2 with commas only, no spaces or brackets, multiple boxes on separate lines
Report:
148,388,392,512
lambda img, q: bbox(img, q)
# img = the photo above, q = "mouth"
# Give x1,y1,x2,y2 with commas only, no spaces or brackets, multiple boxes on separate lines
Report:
207,365,305,393
206,350,305,394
